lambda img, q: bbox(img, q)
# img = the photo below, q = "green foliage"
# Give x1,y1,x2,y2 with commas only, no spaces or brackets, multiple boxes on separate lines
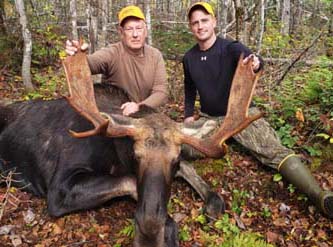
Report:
214,214,240,236
179,225,191,241
287,184,296,194
195,214,207,225
299,62,333,112
231,189,250,215
118,219,135,239
273,173,282,182
220,232,274,247
0,29,22,70
270,56,333,157
262,20,292,57
297,194,308,202
194,156,232,176
32,25,67,67
316,133,333,144
261,206,271,218
303,145,322,157
153,22,194,57
22,66,66,100
198,230,221,247
276,124,299,148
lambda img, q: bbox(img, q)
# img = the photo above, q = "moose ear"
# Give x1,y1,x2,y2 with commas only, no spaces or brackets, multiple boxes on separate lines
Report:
109,113,135,126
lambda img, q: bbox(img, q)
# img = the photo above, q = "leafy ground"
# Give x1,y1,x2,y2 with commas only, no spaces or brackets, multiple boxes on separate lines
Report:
1,66,333,247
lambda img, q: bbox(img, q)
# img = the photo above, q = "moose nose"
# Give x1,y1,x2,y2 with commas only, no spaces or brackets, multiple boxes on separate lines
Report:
134,169,168,240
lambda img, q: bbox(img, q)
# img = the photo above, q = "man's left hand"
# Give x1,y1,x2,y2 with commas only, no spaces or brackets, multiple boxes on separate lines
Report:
243,54,260,72
121,102,140,116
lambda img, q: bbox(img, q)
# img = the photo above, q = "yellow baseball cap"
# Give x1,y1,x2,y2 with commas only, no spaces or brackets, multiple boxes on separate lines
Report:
118,5,145,25
188,2,215,19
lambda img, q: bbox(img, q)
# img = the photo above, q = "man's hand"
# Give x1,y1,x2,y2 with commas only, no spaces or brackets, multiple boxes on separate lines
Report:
65,40,89,56
243,54,260,72
184,116,195,123
121,102,140,116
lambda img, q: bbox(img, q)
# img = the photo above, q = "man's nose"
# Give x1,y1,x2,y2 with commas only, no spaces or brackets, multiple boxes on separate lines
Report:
132,29,139,37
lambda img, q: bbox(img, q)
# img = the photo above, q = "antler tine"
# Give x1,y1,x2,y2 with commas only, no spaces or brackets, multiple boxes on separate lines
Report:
63,44,136,139
180,54,263,158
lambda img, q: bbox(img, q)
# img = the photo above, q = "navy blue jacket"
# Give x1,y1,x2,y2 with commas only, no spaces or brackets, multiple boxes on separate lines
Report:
183,37,263,118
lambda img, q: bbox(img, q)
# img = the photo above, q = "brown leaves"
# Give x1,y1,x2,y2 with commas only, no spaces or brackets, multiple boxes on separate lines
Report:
266,231,283,244
320,114,333,136
295,108,305,122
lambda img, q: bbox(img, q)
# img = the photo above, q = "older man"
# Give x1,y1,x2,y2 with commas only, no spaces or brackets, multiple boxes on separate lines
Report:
182,2,333,217
66,5,168,116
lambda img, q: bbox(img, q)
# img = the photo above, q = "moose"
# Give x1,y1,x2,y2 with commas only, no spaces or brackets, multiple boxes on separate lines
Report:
0,50,261,246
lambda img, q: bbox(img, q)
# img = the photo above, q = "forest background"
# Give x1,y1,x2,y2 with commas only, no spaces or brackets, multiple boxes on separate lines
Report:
0,0,333,247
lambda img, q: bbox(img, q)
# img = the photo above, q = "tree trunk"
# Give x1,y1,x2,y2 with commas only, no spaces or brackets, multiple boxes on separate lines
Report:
281,0,290,35
276,0,281,19
87,0,98,53
219,0,229,38
15,0,34,91
144,0,152,45
53,0,63,24
0,0,7,34
233,0,245,42
101,0,109,46
256,0,265,54
311,0,321,28
326,0,333,57
70,0,78,40
291,0,303,35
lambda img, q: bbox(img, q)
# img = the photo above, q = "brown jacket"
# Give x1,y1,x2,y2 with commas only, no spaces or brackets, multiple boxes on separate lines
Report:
87,41,168,108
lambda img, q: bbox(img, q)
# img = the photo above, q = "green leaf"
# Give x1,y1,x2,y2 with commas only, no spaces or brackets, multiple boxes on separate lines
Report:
273,173,282,182
316,133,330,140
195,214,207,225
179,225,190,241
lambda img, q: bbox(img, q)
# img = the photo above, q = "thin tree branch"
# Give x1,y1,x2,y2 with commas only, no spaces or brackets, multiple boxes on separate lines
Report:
274,30,325,87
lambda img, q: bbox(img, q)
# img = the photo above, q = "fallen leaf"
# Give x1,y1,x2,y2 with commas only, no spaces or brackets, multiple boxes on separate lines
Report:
9,234,22,247
52,223,63,235
266,231,280,243
0,225,15,235
23,208,35,224
296,108,305,122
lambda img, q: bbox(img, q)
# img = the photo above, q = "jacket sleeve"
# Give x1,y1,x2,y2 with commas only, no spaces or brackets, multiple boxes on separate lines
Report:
228,41,264,71
183,56,197,118
86,47,116,75
140,52,168,108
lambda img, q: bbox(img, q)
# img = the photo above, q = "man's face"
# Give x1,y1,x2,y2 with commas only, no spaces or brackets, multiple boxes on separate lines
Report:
120,18,147,51
189,9,216,42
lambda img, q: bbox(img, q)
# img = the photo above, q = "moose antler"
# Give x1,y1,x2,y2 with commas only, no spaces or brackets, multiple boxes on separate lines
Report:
180,54,263,158
63,46,137,138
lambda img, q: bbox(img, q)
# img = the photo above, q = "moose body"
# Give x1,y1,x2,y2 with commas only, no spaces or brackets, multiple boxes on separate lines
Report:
0,84,182,246
0,52,261,246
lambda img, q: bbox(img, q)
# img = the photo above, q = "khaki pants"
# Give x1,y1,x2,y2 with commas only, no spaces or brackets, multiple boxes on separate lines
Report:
181,107,293,170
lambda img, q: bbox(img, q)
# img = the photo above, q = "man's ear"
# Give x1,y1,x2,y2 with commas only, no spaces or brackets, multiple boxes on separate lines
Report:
117,25,123,35
212,17,217,28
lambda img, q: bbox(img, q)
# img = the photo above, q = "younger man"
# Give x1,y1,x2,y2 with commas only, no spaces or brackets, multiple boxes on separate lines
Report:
183,2,333,217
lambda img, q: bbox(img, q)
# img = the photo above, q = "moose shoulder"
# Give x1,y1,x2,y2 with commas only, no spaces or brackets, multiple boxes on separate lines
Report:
0,51,261,247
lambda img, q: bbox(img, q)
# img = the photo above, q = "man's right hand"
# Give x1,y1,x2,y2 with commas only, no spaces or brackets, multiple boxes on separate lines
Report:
65,40,89,56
